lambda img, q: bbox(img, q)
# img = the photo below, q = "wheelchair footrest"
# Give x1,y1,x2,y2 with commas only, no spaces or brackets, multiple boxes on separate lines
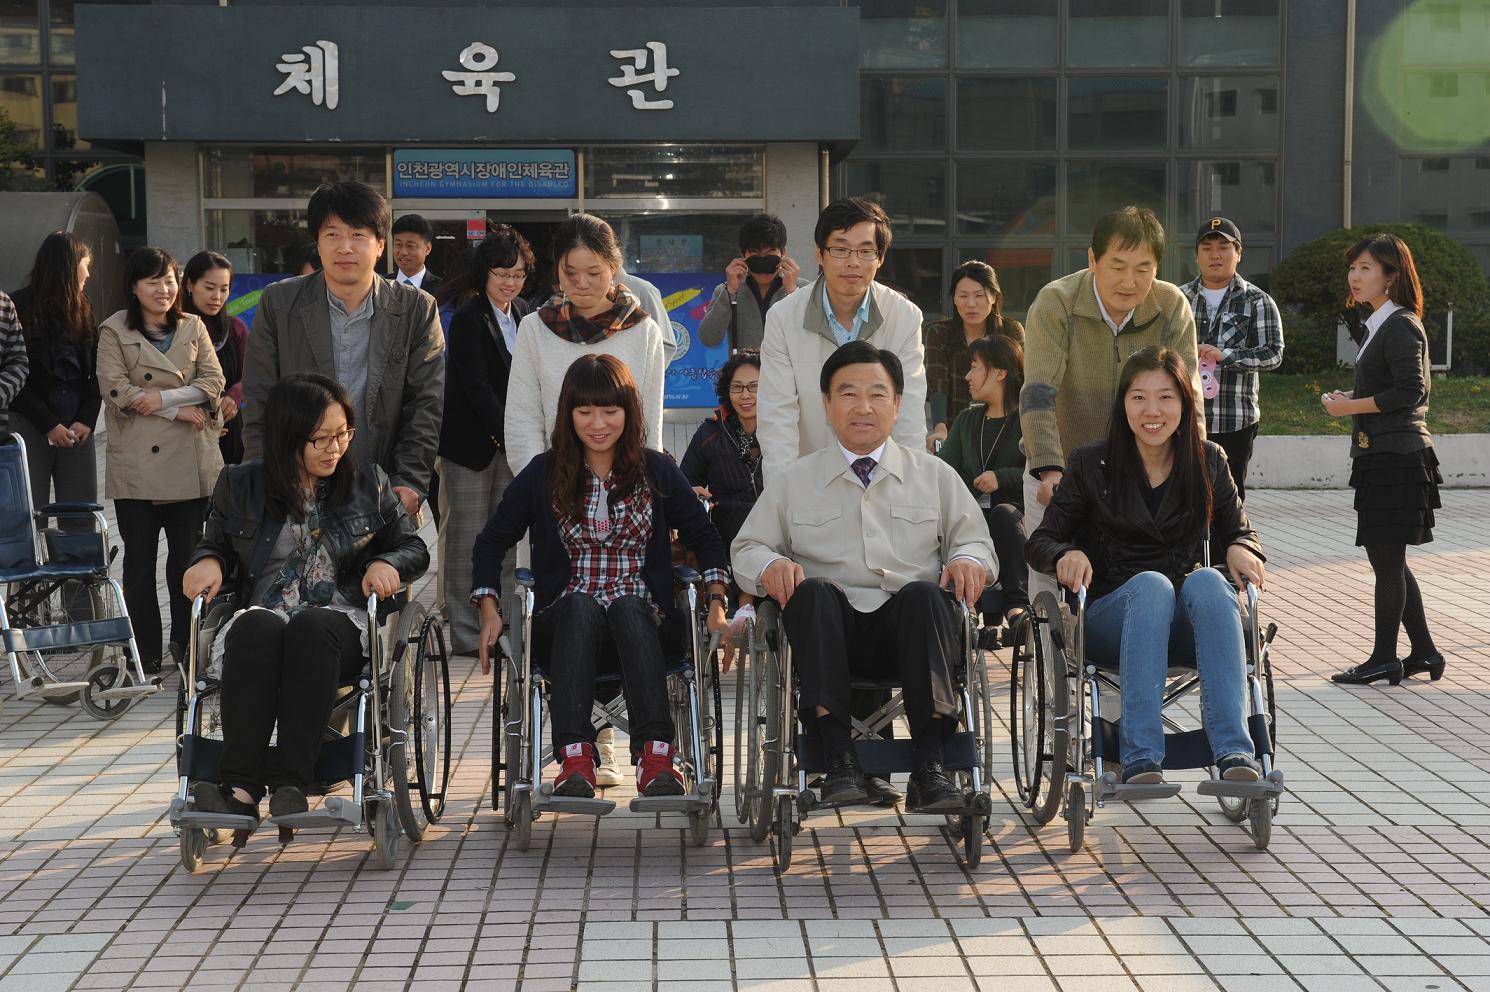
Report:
269,795,361,829
1097,773,1182,802
535,795,616,816
628,794,710,814
174,810,258,832
93,680,161,701
25,680,90,700
1196,770,1285,800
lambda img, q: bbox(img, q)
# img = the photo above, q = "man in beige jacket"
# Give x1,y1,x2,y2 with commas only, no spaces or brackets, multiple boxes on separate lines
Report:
733,341,994,813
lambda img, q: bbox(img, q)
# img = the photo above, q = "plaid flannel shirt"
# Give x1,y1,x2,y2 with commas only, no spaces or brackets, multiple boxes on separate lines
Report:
1180,273,1285,434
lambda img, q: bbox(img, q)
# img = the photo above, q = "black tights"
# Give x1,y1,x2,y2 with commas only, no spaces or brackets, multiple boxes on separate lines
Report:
1365,543,1438,664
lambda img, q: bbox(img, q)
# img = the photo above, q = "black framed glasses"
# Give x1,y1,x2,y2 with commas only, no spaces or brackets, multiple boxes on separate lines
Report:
307,428,356,452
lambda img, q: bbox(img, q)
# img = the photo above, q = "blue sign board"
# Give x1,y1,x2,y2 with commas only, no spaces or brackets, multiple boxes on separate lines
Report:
647,272,730,408
392,148,577,198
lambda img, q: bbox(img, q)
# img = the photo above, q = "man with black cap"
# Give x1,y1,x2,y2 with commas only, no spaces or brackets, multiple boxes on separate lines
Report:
1179,217,1285,501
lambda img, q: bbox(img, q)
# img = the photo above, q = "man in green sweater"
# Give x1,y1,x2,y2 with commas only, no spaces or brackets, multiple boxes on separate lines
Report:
1019,206,1201,539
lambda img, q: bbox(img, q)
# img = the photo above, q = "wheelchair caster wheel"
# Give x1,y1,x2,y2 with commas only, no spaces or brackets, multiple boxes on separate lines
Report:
179,828,206,873
688,808,710,848
961,815,984,869
1065,782,1086,854
1247,797,1272,850
797,790,816,815
80,664,134,721
773,795,794,875
278,825,294,845
511,790,533,852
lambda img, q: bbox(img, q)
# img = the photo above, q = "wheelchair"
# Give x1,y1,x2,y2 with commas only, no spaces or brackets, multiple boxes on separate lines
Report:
492,566,723,850
1010,572,1284,853
168,589,452,872
0,428,160,721
733,593,997,872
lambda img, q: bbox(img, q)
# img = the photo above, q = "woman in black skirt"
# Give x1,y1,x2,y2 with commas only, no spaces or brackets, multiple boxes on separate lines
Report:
1322,233,1444,685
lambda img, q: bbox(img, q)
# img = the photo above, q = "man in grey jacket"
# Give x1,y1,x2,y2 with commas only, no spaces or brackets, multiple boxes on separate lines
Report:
242,182,444,516
697,213,801,352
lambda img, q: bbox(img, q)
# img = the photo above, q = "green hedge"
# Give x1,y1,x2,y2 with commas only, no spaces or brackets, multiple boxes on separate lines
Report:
1270,224,1490,374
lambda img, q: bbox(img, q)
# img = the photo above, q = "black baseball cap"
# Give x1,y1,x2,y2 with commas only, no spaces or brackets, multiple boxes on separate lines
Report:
1196,217,1242,247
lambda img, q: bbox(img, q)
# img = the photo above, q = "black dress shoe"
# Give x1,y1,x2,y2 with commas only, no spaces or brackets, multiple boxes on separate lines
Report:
906,763,962,812
865,775,903,807
820,750,868,804
1402,651,1446,681
191,782,260,824
269,786,309,818
1331,658,1404,686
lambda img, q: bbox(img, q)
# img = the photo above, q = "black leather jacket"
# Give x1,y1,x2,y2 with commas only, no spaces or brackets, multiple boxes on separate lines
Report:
1026,439,1264,601
191,460,430,604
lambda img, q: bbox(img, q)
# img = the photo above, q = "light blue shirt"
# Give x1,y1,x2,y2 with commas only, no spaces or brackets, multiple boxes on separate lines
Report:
821,282,872,347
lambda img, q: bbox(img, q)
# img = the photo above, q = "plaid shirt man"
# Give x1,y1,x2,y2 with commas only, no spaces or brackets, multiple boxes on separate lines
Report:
1179,273,1284,434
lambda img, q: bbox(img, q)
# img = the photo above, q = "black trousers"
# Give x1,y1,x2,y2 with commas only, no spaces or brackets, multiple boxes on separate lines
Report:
1210,423,1259,502
533,592,676,762
113,497,206,664
218,608,365,800
983,502,1029,613
783,579,961,743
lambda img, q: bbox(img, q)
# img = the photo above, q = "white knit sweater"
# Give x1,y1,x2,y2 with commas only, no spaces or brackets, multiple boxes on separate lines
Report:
502,311,668,476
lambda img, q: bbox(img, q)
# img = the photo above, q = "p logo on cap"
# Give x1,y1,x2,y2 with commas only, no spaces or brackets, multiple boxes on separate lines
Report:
1210,218,1223,230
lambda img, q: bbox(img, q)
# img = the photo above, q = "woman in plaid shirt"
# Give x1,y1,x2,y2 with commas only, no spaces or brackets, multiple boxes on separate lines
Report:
471,354,731,799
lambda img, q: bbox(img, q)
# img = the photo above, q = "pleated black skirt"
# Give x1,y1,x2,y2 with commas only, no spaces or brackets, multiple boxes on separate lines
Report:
1350,446,1442,546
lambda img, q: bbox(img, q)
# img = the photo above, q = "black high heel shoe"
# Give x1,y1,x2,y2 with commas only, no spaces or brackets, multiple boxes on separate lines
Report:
1331,658,1404,686
1401,651,1446,681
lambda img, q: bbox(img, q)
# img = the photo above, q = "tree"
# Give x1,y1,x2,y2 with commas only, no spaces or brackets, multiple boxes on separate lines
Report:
1271,223,1490,374
0,107,45,191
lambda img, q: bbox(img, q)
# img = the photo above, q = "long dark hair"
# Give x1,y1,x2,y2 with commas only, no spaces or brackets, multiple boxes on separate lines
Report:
181,250,234,346
122,247,182,334
19,232,93,343
967,335,1023,413
548,354,652,520
262,372,358,522
1344,233,1424,319
1103,347,1211,532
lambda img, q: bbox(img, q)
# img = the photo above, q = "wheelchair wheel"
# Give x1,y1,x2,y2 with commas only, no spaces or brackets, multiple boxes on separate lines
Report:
1012,597,1069,825
79,662,135,721
179,827,206,873
967,639,995,787
399,611,450,837
1247,797,1272,850
371,798,401,870
11,579,108,705
961,815,984,869
742,629,778,842
1065,781,1086,854
688,809,710,848
773,794,793,874
511,789,533,852
1217,793,1249,823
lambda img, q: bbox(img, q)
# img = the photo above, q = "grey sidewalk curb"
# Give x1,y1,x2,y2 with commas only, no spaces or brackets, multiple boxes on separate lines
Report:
1249,433,1489,488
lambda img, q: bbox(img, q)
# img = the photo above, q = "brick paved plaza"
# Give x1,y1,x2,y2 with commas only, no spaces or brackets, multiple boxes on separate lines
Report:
1,488,1488,992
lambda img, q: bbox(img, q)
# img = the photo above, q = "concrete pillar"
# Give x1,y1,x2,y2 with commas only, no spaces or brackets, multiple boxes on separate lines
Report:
765,142,821,266
143,141,202,261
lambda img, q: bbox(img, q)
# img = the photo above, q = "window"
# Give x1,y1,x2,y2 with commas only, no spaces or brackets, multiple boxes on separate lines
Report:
584,145,762,199
1429,73,1460,98
860,0,948,69
1068,77,1168,150
203,146,387,198
1068,0,1168,68
877,246,945,316
861,76,947,152
1421,158,1451,171
0,1,41,66
954,246,1054,315
956,0,1056,68
1066,160,1166,235
205,209,311,275
955,160,1056,237
48,71,83,149
0,72,43,146
1400,156,1490,231
606,212,755,273
846,160,948,238
1178,0,1280,66
1176,160,1277,236
1179,76,1280,150
956,77,1057,150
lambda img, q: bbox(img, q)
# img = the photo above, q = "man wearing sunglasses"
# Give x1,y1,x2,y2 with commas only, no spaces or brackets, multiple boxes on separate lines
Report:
757,197,927,486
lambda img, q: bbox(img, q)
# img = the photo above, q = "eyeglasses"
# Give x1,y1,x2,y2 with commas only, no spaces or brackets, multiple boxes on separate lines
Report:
307,428,356,452
490,269,528,283
728,382,759,396
823,246,880,262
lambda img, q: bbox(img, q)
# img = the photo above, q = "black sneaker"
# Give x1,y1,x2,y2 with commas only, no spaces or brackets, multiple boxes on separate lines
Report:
191,782,259,825
907,762,962,812
1215,754,1261,782
819,750,868,804
269,785,309,818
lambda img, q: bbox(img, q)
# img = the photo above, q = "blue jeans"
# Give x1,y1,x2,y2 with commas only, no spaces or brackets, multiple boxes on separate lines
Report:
1083,569,1253,768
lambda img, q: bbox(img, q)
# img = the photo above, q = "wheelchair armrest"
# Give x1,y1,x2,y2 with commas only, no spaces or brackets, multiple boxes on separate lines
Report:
373,588,411,622
36,501,105,517
514,567,536,588
672,565,702,586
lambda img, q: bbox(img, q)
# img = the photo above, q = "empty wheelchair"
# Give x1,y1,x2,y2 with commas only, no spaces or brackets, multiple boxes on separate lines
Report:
0,429,160,721
168,589,451,872
1010,576,1283,853
492,566,723,850
733,595,996,871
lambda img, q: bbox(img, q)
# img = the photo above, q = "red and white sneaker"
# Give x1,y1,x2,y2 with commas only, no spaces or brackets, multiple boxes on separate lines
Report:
636,740,685,797
554,742,597,798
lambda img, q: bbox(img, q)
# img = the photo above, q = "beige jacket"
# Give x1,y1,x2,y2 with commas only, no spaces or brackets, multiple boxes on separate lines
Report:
731,439,995,613
97,310,225,501
757,277,928,485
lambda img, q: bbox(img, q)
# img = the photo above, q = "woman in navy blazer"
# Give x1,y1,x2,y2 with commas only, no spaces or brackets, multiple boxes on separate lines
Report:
436,228,535,655
1322,234,1445,686
470,354,731,799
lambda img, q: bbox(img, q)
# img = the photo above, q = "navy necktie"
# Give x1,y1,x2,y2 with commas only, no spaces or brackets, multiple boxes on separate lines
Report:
851,456,876,487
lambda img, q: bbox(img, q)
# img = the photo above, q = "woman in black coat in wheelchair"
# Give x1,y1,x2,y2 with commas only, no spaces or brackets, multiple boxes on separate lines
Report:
1027,347,1267,787
473,353,730,800
180,373,430,824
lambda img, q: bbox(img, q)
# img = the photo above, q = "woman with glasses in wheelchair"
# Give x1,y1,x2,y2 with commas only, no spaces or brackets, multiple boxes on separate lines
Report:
1027,346,1267,787
180,372,430,824
473,353,730,800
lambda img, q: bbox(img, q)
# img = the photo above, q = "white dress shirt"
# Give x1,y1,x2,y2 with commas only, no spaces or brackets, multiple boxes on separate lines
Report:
398,268,428,290
1094,282,1134,335
491,300,519,353
1359,300,1402,357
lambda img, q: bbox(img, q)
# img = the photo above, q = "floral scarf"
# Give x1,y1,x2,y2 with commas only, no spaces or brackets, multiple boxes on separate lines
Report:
260,493,339,613
537,285,646,344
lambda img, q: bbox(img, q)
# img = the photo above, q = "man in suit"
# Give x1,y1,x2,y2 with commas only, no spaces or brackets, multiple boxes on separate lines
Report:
388,213,442,294
732,340,995,812
242,181,444,517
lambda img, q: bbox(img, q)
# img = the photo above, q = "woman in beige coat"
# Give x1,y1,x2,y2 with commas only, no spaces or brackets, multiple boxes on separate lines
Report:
98,247,225,674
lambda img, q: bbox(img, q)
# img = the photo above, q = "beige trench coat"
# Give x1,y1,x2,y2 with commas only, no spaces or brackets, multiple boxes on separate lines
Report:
97,310,225,501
